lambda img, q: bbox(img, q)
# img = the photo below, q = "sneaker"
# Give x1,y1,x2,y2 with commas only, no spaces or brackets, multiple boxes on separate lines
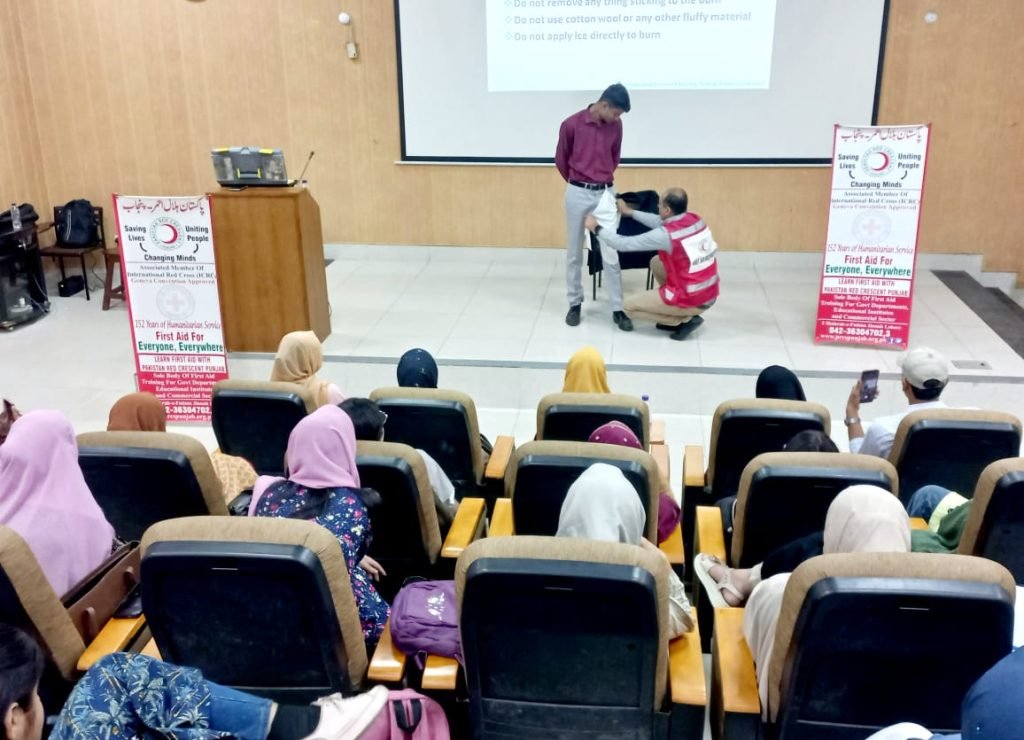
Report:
669,315,704,341
565,304,582,326
303,685,388,740
612,311,633,332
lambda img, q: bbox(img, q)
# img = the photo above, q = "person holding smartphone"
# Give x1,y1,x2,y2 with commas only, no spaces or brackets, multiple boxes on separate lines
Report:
844,347,950,458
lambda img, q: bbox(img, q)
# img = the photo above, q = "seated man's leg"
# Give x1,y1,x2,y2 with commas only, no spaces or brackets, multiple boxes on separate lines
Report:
625,291,710,339
650,255,667,286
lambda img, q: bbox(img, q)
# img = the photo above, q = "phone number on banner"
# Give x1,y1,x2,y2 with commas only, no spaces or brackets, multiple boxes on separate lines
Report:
826,326,896,339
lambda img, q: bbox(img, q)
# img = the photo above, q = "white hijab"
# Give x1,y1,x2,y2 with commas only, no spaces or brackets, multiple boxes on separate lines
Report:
744,485,911,719
556,463,645,544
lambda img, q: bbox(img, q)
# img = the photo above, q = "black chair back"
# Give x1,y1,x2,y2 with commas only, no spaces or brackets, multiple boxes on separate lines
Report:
79,446,210,541
142,540,353,703
462,556,660,739
211,386,309,476
542,404,646,447
511,453,651,537
969,468,1024,582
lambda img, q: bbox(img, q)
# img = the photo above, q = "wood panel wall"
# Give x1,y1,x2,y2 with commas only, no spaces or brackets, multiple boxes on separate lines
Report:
6,1,1024,277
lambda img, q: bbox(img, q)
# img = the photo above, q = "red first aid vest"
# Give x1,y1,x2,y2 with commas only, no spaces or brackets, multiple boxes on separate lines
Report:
658,212,720,308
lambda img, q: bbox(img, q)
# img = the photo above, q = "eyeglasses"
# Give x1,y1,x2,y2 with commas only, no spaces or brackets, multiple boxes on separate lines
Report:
378,410,388,426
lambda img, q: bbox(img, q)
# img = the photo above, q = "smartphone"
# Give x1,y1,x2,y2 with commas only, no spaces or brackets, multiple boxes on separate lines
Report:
859,369,880,403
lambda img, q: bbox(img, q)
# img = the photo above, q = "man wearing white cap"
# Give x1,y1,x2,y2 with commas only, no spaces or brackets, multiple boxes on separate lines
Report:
844,347,949,458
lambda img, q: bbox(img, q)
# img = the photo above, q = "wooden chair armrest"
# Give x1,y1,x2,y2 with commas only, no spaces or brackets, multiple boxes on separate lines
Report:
695,506,727,562
422,654,460,691
659,518,684,570
489,498,514,537
367,619,407,683
441,497,486,558
684,445,705,488
483,435,515,480
909,517,927,531
76,616,146,672
669,617,707,707
141,638,161,659
651,444,671,491
712,607,760,720
650,419,666,446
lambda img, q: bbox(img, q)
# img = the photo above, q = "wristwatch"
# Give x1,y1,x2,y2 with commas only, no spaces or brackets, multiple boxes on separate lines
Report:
844,416,861,426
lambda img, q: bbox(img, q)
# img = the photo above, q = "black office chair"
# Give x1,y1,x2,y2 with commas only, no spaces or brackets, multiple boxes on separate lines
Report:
457,536,705,740
888,408,1021,505
536,392,650,449
211,379,317,476
369,387,485,500
505,440,661,543
712,552,1015,739
356,440,444,600
77,431,229,541
587,189,661,298
959,457,1024,581
140,516,368,703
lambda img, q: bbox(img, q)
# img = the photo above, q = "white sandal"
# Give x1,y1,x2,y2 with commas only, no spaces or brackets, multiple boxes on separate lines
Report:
694,553,746,608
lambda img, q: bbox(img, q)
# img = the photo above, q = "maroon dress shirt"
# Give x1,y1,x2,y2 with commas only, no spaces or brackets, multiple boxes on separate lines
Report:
555,107,622,185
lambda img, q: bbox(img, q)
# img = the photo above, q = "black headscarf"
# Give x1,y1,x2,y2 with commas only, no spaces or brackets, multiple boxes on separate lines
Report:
397,348,439,389
755,365,806,401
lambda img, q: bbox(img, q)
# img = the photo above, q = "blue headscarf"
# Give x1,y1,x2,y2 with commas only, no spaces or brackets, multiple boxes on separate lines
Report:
397,348,438,389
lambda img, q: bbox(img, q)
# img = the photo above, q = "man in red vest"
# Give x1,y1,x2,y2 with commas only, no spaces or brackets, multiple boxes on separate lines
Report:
584,188,718,340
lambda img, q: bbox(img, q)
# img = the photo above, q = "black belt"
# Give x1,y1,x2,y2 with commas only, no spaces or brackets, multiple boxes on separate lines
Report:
569,180,612,191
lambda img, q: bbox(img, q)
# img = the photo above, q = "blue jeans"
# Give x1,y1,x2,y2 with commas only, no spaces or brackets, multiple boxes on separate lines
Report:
207,681,274,739
906,484,952,520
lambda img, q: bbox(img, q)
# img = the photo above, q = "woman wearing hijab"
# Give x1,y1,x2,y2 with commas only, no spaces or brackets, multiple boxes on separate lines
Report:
271,331,344,408
741,485,911,717
397,348,439,389
0,410,115,597
106,393,256,504
755,365,806,401
556,463,694,638
588,421,681,543
248,405,389,645
562,346,611,394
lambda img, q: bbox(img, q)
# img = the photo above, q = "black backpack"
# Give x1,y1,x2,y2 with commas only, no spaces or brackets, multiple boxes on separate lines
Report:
57,199,98,246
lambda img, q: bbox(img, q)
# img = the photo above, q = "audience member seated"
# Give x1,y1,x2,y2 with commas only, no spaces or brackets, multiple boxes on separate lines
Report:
742,485,911,715
846,347,949,458
248,405,389,645
556,463,694,638
905,484,972,554
0,400,20,445
697,483,909,608
0,624,386,740
865,647,1024,740
588,421,680,543
562,346,610,393
397,347,439,389
106,392,257,504
271,331,345,407
340,397,458,526
0,410,114,597
755,365,806,401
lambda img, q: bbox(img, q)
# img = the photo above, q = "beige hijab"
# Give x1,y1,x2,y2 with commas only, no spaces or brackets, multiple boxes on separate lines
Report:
556,463,645,544
270,331,332,408
744,485,910,719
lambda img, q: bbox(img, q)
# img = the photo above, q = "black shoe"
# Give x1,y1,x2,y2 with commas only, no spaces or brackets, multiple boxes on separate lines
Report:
655,322,680,332
669,315,704,341
613,311,634,332
565,304,581,327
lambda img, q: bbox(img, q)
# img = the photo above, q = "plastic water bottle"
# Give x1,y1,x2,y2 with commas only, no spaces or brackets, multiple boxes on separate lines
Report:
9,203,20,231
641,394,650,407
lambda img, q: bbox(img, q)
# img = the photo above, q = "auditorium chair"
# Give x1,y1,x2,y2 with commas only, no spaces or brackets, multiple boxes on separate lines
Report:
211,379,317,477
356,440,446,600
371,536,707,739
691,452,898,651
536,391,657,448
0,526,146,715
711,553,1015,740
887,408,1021,505
77,430,229,541
682,399,831,565
140,516,369,703
368,386,514,503
957,457,1024,581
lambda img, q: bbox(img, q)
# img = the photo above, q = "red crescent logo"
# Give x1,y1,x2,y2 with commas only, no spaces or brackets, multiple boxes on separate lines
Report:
871,152,890,172
160,223,179,244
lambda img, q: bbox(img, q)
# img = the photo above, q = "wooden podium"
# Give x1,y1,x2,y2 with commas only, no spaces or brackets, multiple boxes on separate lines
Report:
210,187,330,352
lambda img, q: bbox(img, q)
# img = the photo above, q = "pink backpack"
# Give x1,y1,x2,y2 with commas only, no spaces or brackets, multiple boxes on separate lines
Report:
389,580,461,668
361,689,450,739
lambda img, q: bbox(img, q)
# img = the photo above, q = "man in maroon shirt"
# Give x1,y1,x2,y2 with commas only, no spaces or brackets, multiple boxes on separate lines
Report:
555,83,631,329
